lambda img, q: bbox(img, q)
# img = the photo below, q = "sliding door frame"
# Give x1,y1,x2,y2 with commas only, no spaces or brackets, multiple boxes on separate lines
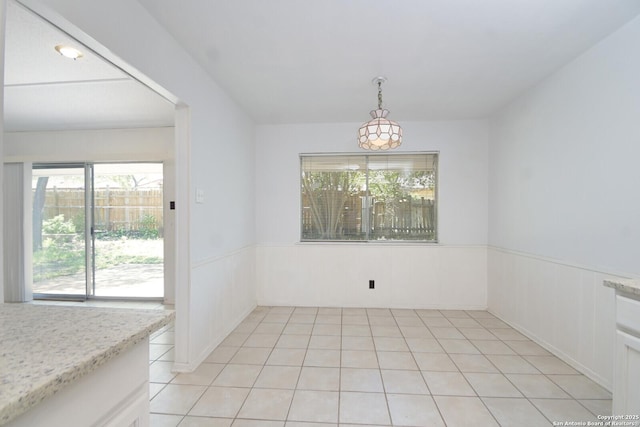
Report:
32,161,165,301
32,162,91,300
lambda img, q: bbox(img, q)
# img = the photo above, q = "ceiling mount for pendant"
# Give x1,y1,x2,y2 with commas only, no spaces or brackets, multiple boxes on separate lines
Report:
357,76,402,151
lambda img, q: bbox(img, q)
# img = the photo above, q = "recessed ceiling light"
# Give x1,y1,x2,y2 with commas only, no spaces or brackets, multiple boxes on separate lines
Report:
55,44,83,60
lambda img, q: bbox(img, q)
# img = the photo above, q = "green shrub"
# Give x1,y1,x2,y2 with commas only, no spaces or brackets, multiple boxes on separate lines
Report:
138,214,159,239
33,238,85,281
43,214,76,234
71,213,85,235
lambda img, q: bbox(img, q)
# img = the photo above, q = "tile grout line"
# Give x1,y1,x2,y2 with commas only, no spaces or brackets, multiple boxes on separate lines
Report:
460,309,511,427
256,306,295,424
369,308,394,426
233,307,283,422
190,312,255,423
424,309,457,427
193,308,262,423
282,307,315,424
148,306,613,426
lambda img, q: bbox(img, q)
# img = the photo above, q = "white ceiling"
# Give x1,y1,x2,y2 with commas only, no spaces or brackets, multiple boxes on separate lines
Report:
3,1,175,132
138,0,640,124
4,1,640,131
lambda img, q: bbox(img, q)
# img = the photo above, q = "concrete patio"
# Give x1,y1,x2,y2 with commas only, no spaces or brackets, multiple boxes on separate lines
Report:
34,263,163,298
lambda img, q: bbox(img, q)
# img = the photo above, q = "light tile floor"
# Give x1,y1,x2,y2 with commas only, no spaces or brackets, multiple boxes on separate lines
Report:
149,307,612,426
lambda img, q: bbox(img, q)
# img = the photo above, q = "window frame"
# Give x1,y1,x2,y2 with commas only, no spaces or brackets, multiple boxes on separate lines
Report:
299,151,439,244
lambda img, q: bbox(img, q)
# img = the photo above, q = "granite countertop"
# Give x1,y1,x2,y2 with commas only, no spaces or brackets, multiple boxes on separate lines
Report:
0,304,174,425
604,279,640,297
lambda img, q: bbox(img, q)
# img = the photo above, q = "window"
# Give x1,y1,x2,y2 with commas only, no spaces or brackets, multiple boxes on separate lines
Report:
301,153,437,242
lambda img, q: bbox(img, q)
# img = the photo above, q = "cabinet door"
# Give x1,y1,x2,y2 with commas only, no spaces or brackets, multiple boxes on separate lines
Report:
614,330,640,417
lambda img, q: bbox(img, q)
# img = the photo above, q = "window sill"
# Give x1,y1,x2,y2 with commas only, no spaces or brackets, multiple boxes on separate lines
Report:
297,240,440,246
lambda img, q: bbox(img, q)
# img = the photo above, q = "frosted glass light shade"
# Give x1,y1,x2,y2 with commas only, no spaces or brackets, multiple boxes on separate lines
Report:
358,108,402,150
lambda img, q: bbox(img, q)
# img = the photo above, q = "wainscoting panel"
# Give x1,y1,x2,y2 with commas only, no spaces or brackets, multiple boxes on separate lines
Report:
256,244,487,310
488,247,629,390
175,246,256,372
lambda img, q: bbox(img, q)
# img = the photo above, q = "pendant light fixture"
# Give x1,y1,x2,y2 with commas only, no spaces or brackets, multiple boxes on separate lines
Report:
358,76,402,150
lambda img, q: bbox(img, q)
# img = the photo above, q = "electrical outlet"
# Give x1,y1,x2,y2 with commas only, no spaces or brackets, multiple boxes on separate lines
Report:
369,280,375,289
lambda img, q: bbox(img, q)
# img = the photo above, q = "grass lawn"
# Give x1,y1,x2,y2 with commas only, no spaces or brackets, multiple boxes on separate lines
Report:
33,235,163,282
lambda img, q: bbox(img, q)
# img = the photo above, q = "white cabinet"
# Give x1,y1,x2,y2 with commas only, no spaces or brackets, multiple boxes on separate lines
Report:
614,329,640,416
613,293,640,418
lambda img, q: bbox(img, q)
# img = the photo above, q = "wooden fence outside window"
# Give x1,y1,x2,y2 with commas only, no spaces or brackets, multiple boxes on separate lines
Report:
38,187,163,232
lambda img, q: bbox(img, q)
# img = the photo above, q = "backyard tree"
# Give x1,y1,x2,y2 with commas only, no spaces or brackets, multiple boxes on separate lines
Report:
301,170,362,239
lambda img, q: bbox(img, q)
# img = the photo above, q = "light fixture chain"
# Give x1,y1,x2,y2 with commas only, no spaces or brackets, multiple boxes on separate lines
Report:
377,81,383,109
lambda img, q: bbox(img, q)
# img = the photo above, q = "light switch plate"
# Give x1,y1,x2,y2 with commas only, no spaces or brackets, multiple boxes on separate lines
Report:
195,188,205,203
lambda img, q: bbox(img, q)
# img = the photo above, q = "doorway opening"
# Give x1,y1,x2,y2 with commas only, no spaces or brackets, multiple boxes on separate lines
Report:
32,162,164,300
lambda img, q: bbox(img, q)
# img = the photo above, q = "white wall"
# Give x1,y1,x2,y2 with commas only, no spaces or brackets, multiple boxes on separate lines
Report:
256,121,489,308
17,0,257,371
3,128,173,162
488,15,640,389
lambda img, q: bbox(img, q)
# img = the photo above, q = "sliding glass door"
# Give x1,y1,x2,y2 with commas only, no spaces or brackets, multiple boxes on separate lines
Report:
32,165,88,297
92,163,164,298
32,163,164,299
